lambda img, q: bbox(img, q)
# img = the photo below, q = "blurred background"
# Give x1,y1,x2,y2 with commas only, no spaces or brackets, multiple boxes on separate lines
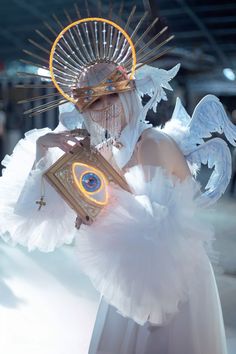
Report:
0,0,236,353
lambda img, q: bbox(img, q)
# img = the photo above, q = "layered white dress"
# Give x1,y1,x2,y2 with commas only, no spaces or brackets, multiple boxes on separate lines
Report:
76,165,228,354
0,124,228,354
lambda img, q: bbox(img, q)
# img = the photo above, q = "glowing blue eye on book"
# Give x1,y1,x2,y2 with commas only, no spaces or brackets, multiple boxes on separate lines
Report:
81,172,101,192
72,163,108,205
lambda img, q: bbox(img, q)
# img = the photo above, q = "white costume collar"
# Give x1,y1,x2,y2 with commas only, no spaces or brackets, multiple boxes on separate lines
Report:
112,120,152,169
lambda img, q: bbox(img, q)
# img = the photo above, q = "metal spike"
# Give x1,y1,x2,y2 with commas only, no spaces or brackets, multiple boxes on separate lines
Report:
58,28,84,67
128,47,174,73
85,0,91,17
17,72,51,80
63,9,90,67
64,8,72,23
107,24,114,60
102,21,107,59
119,46,132,66
98,21,103,59
112,5,136,62
83,22,96,61
54,50,82,73
105,1,113,58
120,12,149,68
52,57,81,76
135,27,169,58
16,83,55,88
110,28,121,61
22,49,49,64
52,14,64,30
54,73,76,84
136,35,174,64
73,23,93,63
18,92,62,104
108,0,113,19
124,5,136,31
35,29,53,45
43,21,58,37
53,66,77,79
97,0,102,18
24,98,67,115
134,17,159,48
28,39,50,55
52,14,84,67
20,59,49,70
26,100,67,117
74,3,81,19
118,1,124,20
130,11,148,40
94,21,99,59
84,2,97,59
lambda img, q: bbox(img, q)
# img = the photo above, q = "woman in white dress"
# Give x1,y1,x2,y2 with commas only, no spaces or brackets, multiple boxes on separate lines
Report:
0,10,233,354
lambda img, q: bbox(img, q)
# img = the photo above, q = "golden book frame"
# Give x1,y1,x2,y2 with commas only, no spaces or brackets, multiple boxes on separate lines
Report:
44,137,130,225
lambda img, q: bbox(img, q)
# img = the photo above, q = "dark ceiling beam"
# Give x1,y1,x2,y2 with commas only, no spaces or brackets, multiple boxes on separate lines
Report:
174,28,236,39
204,16,236,25
12,0,50,22
173,0,230,67
0,29,25,50
161,3,236,17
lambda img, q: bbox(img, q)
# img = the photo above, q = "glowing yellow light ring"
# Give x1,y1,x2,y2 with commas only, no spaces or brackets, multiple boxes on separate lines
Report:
49,17,136,104
72,162,109,206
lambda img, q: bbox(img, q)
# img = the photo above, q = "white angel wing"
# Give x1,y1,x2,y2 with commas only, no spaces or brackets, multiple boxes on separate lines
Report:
188,94,236,148
135,63,180,112
187,138,232,207
163,94,235,206
164,94,236,154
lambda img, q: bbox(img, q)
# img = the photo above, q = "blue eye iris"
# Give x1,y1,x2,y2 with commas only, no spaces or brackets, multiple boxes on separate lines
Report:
82,172,101,192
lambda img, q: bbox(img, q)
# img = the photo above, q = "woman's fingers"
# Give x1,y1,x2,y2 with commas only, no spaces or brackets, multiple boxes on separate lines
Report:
75,215,82,229
65,136,79,144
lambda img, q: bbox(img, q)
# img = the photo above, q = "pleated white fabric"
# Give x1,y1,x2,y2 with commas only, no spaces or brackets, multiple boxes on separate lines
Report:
89,255,227,354
76,165,218,326
75,165,228,354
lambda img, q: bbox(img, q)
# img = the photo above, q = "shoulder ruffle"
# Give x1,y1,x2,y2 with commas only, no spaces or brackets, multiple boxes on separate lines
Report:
0,128,76,252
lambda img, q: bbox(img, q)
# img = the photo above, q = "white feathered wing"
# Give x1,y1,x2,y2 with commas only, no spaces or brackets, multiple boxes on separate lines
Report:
163,94,235,206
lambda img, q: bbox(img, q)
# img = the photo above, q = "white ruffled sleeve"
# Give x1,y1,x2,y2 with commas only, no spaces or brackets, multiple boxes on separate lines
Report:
75,165,217,326
0,128,76,252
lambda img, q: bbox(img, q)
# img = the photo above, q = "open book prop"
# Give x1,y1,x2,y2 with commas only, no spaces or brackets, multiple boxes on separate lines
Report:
44,136,130,225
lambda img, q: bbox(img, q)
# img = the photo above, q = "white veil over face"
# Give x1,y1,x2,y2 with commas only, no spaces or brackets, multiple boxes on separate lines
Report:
112,90,152,169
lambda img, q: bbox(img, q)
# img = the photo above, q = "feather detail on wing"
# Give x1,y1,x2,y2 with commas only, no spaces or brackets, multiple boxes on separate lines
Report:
135,64,180,113
187,138,232,207
162,94,235,206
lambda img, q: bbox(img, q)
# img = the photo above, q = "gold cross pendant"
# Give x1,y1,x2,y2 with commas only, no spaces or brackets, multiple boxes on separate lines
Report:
36,196,46,211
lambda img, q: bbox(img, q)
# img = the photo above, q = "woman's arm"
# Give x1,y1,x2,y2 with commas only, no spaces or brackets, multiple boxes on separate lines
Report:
35,131,79,163
137,129,191,181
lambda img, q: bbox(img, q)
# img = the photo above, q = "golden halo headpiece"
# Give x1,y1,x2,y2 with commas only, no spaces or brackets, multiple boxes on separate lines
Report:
18,2,174,116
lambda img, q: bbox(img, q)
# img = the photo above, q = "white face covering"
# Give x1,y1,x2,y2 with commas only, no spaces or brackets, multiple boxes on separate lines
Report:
58,90,152,169
58,63,180,169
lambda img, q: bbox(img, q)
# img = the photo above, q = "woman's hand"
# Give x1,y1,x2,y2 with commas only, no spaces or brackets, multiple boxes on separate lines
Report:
37,131,80,153
75,215,83,230
35,131,81,163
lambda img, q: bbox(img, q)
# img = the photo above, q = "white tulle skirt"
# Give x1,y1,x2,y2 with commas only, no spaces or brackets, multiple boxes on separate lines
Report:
88,255,227,354
76,166,218,326
74,166,227,353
